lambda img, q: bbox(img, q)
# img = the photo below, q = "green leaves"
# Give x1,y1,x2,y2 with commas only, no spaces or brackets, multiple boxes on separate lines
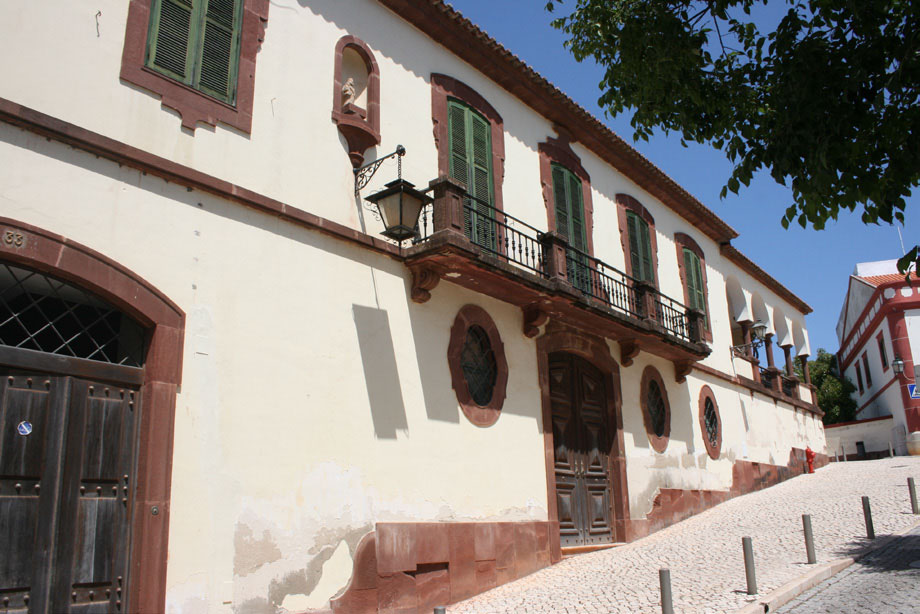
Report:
546,0,920,241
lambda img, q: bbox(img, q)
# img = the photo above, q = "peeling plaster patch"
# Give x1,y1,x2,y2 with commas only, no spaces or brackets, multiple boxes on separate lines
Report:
233,597,274,614
234,524,282,576
300,541,353,610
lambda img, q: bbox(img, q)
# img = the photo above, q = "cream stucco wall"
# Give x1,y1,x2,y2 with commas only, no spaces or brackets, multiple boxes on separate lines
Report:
825,417,897,458
0,125,549,613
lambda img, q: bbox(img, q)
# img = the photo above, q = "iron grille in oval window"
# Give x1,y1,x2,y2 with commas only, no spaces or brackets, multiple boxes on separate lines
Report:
0,262,146,367
647,379,667,437
460,325,497,406
704,397,719,448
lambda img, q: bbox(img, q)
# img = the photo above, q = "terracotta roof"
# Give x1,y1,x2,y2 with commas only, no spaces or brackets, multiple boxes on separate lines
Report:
377,0,815,314
858,273,907,286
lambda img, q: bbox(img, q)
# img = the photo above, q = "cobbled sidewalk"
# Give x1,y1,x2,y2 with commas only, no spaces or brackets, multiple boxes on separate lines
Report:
449,457,920,614
775,524,920,613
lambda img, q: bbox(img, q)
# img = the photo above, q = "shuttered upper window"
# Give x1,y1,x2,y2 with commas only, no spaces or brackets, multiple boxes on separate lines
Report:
626,211,654,283
447,99,495,250
146,0,243,105
683,248,706,317
551,164,587,253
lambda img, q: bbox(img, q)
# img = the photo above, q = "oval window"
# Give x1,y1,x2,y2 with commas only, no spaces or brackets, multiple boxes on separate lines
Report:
698,386,722,459
447,305,508,427
640,366,671,452
460,325,497,406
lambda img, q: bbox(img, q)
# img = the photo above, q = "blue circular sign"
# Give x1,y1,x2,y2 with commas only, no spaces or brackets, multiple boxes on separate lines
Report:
17,421,32,436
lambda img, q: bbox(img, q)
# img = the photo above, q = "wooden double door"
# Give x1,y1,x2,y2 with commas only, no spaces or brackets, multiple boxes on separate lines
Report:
549,352,614,547
0,363,139,613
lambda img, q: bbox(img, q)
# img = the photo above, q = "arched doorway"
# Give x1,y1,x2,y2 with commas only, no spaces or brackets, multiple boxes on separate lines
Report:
0,262,146,612
0,218,183,613
549,352,613,546
537,324,629,547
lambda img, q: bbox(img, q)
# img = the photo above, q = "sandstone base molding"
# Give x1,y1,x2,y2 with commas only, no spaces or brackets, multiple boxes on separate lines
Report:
330,520,561,614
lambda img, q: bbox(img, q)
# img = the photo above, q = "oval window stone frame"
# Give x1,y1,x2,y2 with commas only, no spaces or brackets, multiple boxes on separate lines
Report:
640,365,671,453
698,385,722,460
447,305,508,427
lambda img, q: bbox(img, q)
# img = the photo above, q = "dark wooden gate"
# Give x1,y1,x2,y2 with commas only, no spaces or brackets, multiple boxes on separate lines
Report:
0,361,139,613
549,352,613,547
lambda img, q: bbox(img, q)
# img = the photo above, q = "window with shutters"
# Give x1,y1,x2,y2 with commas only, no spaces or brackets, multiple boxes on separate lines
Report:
551,163,590,291
431,74,506,245
616,194,658,287
448,99,496,251
674,233,712,342
626,212,654,283
120,0,268,132
146,0,242,104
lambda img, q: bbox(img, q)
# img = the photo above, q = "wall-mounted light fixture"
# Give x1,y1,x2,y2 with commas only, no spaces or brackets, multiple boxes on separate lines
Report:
892,357,905,374
355,145,431,244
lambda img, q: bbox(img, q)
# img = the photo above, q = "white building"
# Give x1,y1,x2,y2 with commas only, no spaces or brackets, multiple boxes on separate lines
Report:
829,259,920,458
0,1,825,613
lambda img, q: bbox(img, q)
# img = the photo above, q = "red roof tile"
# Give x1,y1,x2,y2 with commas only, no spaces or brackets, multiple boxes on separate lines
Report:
858,273,907,286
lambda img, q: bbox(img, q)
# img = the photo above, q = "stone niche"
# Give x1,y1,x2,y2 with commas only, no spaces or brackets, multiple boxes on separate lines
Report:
331,35,381,167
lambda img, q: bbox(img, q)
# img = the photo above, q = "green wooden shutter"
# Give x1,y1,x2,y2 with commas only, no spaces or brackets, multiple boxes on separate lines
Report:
684,249,706,311
626,211,654,283
448,100,494,250
195,0,242,103
639,220,653,282
470,112,495,249
552,164,569,239
147,0,195,80
146,0,242,104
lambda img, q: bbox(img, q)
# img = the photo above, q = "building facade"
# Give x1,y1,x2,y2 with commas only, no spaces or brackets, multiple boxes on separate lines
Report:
0,1,826,613
831,259,920,458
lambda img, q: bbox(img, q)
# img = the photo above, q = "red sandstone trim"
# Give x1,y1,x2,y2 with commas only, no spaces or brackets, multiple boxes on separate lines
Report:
824,414,894,429
854,376,898,415
838,282,920,370
120,0,269,132
0,217,184,614
640,365,671,453
446,305,509,427
538,131,594,256
674,232,713,342
330,520,561,613
331,35,382,167
616,194,659,287
0,98,402,261
430,74,505,214
697,385,722,460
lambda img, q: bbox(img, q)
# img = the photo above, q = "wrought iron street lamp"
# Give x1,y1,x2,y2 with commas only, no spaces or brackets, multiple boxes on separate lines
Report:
355,145,431,243
751,320,768,341
893,357,905,374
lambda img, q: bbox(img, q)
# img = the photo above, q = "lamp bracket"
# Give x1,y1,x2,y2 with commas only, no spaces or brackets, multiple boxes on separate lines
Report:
355,145,405,195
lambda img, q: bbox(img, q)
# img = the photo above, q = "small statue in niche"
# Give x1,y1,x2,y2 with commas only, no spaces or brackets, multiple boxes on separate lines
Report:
341,77,357,107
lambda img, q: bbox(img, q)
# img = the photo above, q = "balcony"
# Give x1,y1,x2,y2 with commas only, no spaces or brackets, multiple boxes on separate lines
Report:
404,177,710,373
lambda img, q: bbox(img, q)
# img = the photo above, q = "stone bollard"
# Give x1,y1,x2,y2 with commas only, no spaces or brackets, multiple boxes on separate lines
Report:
659,568,674,614
743,536,757,595
862,496,875,539
909,477,919,515
802,514,817,564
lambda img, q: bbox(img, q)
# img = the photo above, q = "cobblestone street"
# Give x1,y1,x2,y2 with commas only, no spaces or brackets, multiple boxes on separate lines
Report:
449,457,920,614
775,524,920,614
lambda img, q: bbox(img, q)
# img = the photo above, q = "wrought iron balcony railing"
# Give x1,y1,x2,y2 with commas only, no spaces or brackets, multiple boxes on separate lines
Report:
412,178,705,345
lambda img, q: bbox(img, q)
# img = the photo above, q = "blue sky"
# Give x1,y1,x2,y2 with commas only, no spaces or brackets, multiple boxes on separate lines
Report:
445,0,918,355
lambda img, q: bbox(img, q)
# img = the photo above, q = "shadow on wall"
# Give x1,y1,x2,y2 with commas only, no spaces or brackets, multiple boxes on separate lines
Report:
353,304,409,438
